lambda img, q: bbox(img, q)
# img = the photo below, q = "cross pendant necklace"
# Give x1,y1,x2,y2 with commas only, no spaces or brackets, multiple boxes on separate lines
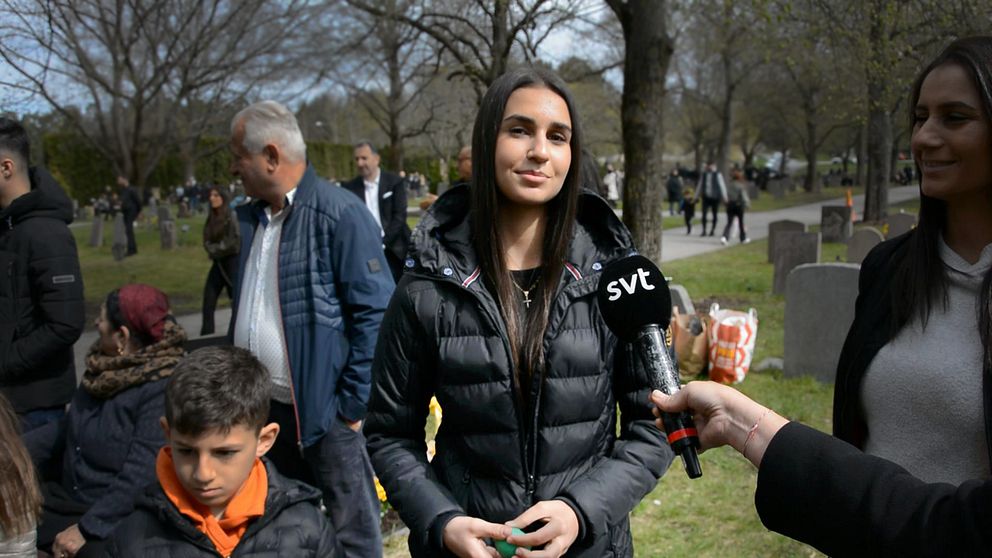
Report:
510,274,538,308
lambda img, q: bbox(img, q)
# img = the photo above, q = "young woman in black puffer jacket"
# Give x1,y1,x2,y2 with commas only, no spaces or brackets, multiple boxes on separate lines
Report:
365,67,673,558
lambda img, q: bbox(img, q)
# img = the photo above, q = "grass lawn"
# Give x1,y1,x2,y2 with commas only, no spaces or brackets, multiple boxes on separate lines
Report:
385,238,850,557
72,213,216,323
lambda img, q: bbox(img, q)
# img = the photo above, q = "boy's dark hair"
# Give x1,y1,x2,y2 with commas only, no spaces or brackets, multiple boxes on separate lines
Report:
0,118,30,169
165,346,271,436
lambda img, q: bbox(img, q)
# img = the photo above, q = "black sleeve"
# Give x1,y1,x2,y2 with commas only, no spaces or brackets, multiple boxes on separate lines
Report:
0,222,85,381
756,422,992,557
365,284,464,547
558,340,674,543
383,175,409,249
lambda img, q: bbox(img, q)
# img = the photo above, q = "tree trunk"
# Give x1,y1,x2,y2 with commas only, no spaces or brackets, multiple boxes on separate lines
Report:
865,90,891,220
716,54,735,178
608,0,672,263
857,121,868,187
804,116,818,193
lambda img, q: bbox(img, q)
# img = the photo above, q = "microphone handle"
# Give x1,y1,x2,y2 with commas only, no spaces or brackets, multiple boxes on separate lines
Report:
634,325,703,479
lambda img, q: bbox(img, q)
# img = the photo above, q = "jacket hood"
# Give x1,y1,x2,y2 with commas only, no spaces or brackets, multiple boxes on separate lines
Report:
408,185,635,283
0,167,75,226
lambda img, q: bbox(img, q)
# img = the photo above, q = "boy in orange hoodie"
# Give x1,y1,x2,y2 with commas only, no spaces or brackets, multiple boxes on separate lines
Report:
105,346,339,557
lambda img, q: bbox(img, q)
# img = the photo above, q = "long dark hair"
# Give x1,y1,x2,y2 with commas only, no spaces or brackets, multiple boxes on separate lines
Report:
204,186,232,243
892,36,992,371
469,67,582,390
0,394,41,536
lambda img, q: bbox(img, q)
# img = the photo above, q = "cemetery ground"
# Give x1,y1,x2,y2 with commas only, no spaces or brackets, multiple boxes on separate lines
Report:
73,194,910,557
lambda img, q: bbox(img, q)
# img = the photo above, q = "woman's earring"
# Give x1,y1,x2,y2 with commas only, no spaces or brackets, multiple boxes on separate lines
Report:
117,344,125,356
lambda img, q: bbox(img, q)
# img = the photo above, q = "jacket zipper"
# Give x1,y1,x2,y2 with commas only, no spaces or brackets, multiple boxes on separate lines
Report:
412,268,580,503
406,270,533,497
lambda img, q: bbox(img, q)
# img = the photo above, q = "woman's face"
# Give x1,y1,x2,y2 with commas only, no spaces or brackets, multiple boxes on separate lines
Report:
912,63,992,204
494,86,573,208
95,304,121,356
208,189,224,209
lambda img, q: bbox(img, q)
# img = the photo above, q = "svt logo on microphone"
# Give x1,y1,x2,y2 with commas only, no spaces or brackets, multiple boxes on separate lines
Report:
605,268,656,301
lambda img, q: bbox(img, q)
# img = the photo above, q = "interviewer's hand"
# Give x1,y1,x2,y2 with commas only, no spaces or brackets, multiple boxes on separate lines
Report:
442,516,507,558
506,500,580,558
650,381,788,466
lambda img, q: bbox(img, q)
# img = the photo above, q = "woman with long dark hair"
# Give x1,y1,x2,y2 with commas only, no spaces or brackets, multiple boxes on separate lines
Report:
0,393,40,557
366,68,671,558
834,36,992,486
200,186,239,335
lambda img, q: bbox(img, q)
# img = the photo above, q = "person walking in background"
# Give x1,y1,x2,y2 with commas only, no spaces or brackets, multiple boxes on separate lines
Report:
696,162,727,237
681,183,697,235
721,169,750,244
200,186,239,336
0,117,85,434
366,67,671,558
229,101,392,558
602,162,620,207
24,285,185,558
117,175,142,256
0,393,41,558
342,142,412,282
666,168,683,216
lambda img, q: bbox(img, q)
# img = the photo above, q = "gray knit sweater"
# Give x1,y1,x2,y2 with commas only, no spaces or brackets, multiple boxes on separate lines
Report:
861,237,992,485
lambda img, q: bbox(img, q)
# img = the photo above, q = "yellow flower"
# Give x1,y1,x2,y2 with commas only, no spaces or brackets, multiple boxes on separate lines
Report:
374,476,387,502
429,396,442,422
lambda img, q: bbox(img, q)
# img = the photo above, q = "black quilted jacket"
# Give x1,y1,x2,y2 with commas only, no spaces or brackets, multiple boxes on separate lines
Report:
104,459,339,557
365,186,673,557
0,167,84,413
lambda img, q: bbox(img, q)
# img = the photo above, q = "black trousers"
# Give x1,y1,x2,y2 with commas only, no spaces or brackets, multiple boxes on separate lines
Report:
700,197,720,234
722,203,747,241
123,213,137,255
201,254,238,335
267,401,382,558
683,204,696,233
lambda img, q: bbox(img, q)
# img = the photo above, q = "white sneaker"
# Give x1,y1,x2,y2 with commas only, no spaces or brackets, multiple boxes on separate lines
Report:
743,238,751,244
720,236,728,245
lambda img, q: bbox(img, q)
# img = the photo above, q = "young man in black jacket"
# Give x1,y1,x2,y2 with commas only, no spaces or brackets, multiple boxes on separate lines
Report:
106,346,339,557
0,117,84,432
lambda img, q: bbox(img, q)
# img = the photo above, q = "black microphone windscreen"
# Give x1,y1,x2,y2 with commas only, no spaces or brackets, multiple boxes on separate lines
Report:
597,255,672,340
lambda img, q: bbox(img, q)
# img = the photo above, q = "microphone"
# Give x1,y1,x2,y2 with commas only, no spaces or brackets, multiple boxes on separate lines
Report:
597,254,702,479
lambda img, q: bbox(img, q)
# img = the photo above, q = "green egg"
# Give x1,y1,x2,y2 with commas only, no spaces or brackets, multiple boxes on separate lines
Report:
494,527,528,557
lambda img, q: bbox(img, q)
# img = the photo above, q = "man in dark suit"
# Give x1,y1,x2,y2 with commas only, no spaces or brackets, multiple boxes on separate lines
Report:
342,142,410,281
117,175,142,255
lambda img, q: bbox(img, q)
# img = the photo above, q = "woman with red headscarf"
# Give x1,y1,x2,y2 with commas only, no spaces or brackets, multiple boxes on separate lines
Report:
23,285,186,558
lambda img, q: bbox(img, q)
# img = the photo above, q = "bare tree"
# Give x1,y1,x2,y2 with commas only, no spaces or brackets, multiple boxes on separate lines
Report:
346,0,585,102
606,0,674,263
0,0,318,189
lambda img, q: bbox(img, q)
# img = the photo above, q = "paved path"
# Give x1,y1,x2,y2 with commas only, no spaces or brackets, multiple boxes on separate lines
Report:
659,186,918,262
72,186,918,376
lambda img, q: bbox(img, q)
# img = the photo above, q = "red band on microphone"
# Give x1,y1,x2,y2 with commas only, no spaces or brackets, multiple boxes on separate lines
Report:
667,428,698,444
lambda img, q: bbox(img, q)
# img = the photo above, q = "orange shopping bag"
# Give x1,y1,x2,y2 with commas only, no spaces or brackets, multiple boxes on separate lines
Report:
707,303,758,384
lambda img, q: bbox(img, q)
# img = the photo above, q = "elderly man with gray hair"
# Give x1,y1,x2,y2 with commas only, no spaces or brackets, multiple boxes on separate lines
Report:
227,100,393,557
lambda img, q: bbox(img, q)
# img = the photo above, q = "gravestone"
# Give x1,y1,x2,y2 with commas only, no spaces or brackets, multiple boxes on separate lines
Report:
772,231,820,294
746,182,759,201
767,220,807,262
846,227,884,264
159,206,177,250
883,212,917,238
88,218,104,247
784,263,860,382
111,214,127,261
768,179,786,200
668,284,695,315
782,175,796,192
821,206,853,243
